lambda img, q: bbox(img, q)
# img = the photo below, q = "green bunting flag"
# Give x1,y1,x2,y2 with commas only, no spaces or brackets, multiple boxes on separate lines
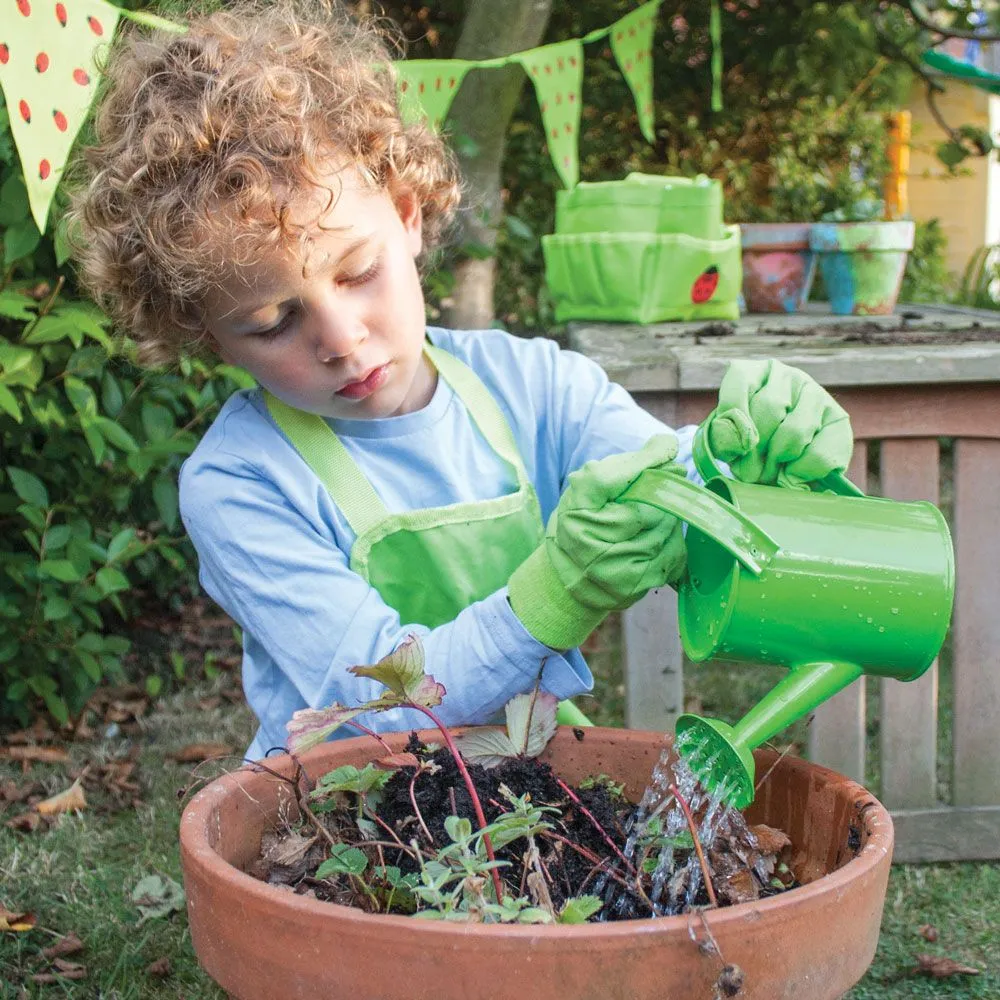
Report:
395,60,475,129
609,0,662,143
0,0,122,232
513,40,584,189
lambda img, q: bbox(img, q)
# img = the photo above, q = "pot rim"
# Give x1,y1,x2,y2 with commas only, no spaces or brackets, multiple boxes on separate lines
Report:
180,726,894,939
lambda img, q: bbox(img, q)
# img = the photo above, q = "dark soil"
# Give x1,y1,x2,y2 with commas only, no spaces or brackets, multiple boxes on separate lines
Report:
249,735,801,923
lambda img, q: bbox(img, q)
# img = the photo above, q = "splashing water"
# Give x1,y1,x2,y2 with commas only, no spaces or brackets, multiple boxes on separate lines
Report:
598,735,758,919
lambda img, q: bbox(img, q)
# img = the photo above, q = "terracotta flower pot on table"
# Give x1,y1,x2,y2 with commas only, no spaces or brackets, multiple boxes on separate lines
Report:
179,726,893,1000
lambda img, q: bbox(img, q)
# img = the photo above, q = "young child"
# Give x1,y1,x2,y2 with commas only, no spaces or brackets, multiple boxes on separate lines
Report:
71,0,853,760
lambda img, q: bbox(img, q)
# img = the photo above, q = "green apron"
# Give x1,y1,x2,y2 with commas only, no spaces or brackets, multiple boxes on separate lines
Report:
264,343,591,727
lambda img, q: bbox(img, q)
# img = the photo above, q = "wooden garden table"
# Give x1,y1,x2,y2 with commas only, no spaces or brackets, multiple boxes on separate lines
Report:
567,304,1000,862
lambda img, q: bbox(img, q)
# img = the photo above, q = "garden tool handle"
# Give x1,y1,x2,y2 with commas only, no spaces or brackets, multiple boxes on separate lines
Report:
619,467,780,576
692,418,865,498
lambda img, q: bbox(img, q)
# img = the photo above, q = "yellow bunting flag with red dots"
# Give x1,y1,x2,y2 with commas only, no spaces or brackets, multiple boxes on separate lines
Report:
0,0,122,232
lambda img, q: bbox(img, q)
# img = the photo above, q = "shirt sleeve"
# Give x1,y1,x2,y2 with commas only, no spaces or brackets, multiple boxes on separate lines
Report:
180,448,591,753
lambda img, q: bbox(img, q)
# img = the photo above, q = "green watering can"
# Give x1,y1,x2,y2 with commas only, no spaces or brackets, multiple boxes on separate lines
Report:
619,424,955,808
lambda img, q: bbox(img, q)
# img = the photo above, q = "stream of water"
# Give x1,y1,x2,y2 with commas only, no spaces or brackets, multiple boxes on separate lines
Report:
598,735,760,919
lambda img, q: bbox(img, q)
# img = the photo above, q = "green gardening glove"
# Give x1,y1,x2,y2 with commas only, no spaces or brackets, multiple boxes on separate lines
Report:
508,435,687,651
704,359,853,488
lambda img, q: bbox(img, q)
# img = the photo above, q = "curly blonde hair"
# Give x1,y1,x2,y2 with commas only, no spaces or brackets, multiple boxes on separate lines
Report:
69,0,460,366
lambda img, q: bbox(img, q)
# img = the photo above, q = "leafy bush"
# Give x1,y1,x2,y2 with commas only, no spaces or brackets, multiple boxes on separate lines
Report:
0,279,252,725
901,219,953,304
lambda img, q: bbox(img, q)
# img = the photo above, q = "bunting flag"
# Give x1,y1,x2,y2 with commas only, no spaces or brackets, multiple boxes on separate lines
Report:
1,0,725,228
513,40,584,189
0,0,122,233
395,60,475,129
609,1,661,143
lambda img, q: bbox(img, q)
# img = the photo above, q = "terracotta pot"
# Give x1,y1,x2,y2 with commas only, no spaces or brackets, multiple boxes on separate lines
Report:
739,222,817,313
180,728,893,1000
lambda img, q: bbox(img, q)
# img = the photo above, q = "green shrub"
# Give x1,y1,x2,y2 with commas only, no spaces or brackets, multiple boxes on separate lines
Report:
0,281,252,726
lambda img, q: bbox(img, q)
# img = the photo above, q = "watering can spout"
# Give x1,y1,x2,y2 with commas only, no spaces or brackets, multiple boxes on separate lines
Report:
675,660,864,808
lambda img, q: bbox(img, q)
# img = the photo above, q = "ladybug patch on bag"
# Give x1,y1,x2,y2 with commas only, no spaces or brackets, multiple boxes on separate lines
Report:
691,265,719,304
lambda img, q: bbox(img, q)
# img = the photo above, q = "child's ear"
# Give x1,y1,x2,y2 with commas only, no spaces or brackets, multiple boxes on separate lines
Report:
392,185,424,258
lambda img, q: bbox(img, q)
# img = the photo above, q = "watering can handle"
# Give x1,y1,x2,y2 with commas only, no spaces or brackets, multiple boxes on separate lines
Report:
692,419,866,498
619,468,779,577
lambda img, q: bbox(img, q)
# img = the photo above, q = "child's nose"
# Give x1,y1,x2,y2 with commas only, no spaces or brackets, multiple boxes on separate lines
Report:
312,309,366,363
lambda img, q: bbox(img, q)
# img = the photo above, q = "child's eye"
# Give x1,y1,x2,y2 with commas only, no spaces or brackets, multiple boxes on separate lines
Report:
255,313,294,341
342,260,381,286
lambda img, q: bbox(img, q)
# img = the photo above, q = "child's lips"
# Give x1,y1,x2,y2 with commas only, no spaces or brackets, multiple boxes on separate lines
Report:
336,363,389,400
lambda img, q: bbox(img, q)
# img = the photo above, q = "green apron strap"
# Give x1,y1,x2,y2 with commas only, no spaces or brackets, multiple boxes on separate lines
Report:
425,345,529,488
264,392,389,537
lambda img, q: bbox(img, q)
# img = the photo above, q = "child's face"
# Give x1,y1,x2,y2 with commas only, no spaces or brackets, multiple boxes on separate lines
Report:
201,167,433,420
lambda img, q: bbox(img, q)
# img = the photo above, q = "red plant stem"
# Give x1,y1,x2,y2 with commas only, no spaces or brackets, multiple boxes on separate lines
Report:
540,831,633,894
555,777,637,877
409,703,504,903
668,783,718,908
364,803,412,854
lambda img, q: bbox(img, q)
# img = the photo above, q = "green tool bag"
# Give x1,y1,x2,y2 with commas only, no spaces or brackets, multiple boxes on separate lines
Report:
555,173,725,240
542,225,742,324
543,172,741,324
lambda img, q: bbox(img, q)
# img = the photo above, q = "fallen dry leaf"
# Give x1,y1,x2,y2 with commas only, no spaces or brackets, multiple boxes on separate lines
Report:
914,954,980,978
0,779,41,804
36,778,87,816
146,956,172,978
0,904,37,932
167,742,234,763
5,811,43,833
42,932,84,959
718,868,759,906
3,718,57,744
0,746,70,764
375,752,420,770
918,923,939,942
32,964,88,983
750,823,792,856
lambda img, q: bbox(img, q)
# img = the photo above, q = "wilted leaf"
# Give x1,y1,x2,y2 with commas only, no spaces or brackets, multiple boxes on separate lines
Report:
286,703,366,755
5,811,43,832
453,689,558,768
42,932,83,958
146,956,171,978
131,875,185,924
375,752,420,771
167,742,233,763
0,745,69,764
349,636,445,708
0,904,36,932
750,824,792,856
913,954,980,978
918,923,939,942
36,779,87,816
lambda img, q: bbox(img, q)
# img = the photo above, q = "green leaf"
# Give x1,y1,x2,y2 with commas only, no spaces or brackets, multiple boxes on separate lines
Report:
3,219,41,266
43,692,70,727
22,313,81,346
558,895,603,924
44,525,72,551
43,596,72,621
936,141,969,171
96,417,139,453
96,566,130,596
0,384,23,422
6,467,49,508
132,875,186,924
0,173,30,226
444,815,473,843
39,559,84,583
101,371,124,416
64,376,99,417
50,304,113,349
153,475,179,530
66,346,107,379
315,844,369,879
76,650,103,683
0,290,35,321
81,421,107,464
0,344,43,388
107,528,137,563
102,636,131,655
16,503,46,532
141,401,175,443
146,675,162,697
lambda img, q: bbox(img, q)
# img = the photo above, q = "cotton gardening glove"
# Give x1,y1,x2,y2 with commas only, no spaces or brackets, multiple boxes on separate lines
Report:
508,435,687,651
704,359,853,488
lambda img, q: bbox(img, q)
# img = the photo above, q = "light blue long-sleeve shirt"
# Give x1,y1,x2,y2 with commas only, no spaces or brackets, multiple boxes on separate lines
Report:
179,327,695,759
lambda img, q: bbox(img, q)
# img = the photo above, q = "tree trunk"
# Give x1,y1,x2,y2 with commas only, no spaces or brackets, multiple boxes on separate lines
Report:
440,0,554,330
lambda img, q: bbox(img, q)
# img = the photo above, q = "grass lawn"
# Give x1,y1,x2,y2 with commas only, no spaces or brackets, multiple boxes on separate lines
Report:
1,612,997,998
